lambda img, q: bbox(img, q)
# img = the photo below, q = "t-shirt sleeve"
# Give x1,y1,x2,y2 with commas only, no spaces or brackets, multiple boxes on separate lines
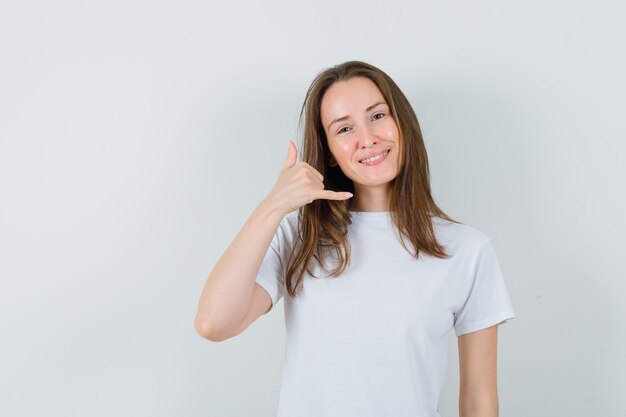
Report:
254,218,287,312
453,237,516,337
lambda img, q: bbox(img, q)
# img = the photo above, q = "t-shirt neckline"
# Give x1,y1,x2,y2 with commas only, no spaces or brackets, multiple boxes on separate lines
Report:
349,210,391,220
348,211,444,222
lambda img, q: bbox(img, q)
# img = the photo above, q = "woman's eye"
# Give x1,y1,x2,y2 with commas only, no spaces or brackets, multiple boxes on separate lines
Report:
372,112,385,120
338,126,350,134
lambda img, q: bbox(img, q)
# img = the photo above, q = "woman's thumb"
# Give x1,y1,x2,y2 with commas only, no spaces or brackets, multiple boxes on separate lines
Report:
282,139,298,170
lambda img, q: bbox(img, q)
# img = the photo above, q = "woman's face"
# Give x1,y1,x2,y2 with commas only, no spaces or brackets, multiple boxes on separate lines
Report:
320,76,400,189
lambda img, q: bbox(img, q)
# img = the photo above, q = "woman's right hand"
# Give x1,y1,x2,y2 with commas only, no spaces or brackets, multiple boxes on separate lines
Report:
267,140,353,215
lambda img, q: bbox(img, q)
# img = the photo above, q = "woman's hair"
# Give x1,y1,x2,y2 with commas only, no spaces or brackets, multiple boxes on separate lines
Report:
284,60,461,298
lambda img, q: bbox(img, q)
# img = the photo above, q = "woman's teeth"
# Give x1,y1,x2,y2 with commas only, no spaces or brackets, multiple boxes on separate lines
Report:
360,150,388,163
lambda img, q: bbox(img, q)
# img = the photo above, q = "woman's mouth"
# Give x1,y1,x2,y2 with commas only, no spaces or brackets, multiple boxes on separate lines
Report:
359,149,390,166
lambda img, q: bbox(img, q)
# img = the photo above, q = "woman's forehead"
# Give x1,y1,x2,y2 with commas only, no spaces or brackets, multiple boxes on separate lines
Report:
320,78,387,123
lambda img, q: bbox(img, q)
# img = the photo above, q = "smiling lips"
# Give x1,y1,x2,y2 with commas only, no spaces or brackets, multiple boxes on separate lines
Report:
359,149,390,165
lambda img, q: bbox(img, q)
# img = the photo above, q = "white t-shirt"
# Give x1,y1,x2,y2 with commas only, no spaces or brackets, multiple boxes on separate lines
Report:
255,210,515,417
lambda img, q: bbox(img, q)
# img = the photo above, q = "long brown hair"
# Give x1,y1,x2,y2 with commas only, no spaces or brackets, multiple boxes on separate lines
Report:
284,60,461,298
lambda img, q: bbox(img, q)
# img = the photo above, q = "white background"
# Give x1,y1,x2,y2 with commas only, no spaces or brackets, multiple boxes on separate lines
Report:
1,0,624,416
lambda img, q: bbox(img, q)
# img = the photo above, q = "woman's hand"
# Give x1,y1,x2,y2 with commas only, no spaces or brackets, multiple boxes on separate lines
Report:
267,140,353,215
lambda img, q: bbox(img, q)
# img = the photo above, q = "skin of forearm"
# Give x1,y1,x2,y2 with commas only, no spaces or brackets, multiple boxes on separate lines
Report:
194,194,286,338
459,405,498,417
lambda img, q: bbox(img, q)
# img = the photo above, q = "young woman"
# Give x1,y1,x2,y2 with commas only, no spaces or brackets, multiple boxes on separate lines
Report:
195,61,515,417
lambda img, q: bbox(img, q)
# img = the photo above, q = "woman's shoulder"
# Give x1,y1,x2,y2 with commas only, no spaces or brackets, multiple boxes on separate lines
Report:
277,210,300,238
430,215,491,250
282,210,299,226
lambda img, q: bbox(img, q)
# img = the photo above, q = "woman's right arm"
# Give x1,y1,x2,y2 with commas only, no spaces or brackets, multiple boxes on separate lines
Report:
194,140,352,342
194,194,286,342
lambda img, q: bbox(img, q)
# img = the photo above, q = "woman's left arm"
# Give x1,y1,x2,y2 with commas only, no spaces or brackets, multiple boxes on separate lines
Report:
458,324,500,417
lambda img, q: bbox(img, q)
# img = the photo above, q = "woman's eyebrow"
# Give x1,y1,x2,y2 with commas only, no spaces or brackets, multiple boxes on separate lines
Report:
327,101,386,130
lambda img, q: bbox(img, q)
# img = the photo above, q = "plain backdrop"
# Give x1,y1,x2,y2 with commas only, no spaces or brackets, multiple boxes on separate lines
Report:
1,0,625,416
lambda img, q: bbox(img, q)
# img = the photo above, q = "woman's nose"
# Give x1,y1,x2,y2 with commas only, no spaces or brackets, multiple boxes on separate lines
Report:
358,124,378,147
